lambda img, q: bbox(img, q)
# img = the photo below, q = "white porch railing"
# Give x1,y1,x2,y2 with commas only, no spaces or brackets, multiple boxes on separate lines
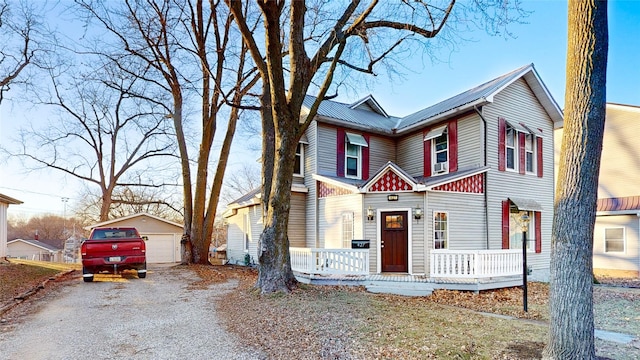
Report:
430,249,522,278
290,247,370,275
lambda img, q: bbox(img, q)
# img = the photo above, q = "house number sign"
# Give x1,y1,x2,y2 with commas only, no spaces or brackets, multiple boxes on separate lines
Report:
387,194,399,201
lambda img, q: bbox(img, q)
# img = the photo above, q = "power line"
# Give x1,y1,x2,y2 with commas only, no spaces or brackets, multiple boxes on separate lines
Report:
0,185,74,200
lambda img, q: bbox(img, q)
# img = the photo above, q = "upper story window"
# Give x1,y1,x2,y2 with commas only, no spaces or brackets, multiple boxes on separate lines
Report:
294,143,304,177
505,125,517,171
525,133,535,173
424,125,449,175
345,132,368,179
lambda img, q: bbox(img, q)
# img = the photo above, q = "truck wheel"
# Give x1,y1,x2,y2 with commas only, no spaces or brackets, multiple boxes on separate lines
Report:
82,267,94,282
137,263,147,279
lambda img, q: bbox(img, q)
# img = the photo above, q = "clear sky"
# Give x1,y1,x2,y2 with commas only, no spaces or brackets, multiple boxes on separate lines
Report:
1,0,639,218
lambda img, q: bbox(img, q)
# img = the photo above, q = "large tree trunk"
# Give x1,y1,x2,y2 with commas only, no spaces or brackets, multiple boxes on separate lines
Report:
542,1,607,359
256,128,298,293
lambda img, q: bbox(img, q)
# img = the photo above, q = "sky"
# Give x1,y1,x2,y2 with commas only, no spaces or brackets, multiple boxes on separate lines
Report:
1,0,639,219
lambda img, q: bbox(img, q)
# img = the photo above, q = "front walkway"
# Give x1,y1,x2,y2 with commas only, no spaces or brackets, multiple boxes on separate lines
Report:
294,272,523,296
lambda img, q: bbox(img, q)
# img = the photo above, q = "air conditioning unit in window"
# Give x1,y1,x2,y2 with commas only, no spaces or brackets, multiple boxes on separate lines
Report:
433,162,448,174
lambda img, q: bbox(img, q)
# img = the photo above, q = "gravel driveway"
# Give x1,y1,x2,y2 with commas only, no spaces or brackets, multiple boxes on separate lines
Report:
0,265,265,360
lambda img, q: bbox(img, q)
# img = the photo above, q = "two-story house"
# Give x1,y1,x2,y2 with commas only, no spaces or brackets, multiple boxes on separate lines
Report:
225,64,562,287
555,103,640,278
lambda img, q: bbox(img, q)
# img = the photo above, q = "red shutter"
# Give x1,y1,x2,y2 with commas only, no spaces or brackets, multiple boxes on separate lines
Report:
518,132,525,175
448,120,458,172
535,212,542,253
362,133,370,179
423,130,432,177
498,118,506,171
336,128,345,177
537,137,543,178
502,200,510,249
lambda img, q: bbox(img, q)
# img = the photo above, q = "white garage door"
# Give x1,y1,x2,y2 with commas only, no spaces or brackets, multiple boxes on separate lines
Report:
144,234,177,263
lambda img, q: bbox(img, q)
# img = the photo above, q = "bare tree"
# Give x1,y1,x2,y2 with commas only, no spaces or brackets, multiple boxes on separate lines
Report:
6,57,177,222
0,0,44,104
543,1,608,358
76,0,260,264
7,214,87,248
226,0,527,293
74,184,183,225
222,163,261,205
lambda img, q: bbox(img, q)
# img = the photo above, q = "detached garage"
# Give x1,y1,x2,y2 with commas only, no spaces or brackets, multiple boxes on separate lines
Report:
86,213,183,264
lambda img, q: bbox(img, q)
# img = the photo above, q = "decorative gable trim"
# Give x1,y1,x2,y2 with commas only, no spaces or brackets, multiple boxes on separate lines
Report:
430,173,484,194
318,182,357,198
368,170,414,192
363,162,417,193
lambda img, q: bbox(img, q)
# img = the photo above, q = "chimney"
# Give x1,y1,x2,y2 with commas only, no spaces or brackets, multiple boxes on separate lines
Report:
34,230,39,241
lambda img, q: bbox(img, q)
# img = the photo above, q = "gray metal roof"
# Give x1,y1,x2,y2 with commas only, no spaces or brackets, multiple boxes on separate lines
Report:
303,95,400,134
303,64,563,134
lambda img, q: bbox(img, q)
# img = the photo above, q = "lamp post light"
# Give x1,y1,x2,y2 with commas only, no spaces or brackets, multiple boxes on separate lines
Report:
520,212,530,312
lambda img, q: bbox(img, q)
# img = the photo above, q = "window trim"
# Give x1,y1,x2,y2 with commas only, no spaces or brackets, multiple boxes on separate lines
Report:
431,130,449,175
345,142,362,179
604,227,626,253
293,143,304,177
243,212,251,252
433,211,448,250
525,133,536,174
505,125,517,171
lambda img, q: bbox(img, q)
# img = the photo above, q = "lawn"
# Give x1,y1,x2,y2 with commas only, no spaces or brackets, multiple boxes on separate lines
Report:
0,261,61,306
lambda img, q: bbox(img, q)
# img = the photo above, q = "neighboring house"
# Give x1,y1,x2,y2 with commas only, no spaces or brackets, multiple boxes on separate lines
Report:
555,103,640,278
7,239,62,262
0,193,22,259
85,213,183,263
225,64,562,285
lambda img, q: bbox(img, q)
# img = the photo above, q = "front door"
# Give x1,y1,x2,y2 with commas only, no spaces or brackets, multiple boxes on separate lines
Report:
381,211,408,272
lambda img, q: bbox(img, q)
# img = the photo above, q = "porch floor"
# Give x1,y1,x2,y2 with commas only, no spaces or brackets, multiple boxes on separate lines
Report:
294,272,523,297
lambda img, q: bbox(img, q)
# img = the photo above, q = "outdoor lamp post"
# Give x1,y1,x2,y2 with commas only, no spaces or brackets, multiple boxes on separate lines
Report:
520,212,530,312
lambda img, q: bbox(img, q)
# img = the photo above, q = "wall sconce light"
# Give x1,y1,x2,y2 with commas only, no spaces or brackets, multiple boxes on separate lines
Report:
367,206,375,221
414,205,423,220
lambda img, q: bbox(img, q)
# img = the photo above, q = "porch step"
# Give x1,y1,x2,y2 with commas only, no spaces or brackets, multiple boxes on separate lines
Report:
364,280,434,297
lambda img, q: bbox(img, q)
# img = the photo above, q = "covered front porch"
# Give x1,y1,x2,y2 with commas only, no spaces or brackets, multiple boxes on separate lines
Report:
290,247,525,296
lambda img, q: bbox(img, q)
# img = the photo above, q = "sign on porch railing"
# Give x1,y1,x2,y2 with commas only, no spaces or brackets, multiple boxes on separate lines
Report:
290,247,370,275
430,249,522,278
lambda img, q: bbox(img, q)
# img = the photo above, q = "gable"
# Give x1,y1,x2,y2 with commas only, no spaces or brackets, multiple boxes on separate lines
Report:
86,213,183,233
431,173,484,194
368,169,414,192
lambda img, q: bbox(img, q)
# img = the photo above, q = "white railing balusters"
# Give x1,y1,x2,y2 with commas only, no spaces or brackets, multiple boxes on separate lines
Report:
290,247,370,275
430,249,522,278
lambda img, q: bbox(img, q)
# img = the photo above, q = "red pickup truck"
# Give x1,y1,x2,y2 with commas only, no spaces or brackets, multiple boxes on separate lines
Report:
81,227,147,282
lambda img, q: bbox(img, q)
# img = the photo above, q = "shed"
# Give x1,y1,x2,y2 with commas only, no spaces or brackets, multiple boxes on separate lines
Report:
1,193,23,259
7,239,62,262
85,213,183,263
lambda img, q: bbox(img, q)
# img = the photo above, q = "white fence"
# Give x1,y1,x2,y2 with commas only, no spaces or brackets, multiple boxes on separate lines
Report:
290,247,370,275
430,249,522,278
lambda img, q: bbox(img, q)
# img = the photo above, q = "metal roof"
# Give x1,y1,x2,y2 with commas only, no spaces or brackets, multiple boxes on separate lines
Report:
303,64,563,134
0,193,23,205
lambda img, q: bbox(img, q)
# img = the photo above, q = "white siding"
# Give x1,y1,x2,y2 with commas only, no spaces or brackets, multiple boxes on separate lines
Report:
368,135,396,173
396,132,424,177
317,124,337,175
305,122,318,247
483,78,555,277
593,215,640,272
457,113,484,169
289,193,307,247
318,194,363,249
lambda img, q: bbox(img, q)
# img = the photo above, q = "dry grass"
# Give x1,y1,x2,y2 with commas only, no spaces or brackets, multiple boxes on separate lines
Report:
0,262,60,305
4,262,640,359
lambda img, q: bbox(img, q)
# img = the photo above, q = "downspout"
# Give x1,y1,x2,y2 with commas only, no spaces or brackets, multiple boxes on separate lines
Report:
474,105,490,249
